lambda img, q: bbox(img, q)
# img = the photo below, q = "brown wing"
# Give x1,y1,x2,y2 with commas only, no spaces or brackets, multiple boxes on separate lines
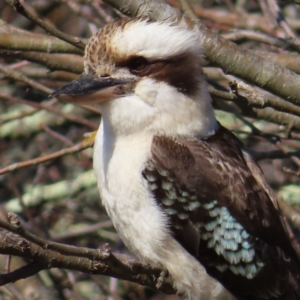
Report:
143,125,300,300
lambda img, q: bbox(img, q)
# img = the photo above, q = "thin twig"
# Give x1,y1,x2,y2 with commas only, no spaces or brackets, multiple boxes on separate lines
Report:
0,100,57,125
41,125,74,146
0,134,95,175
50,221,113,241
223,30,300,51
266,0,300,46
3,0,86,50
0,63,52,94
4,284,27,300
178,0,198,21
0,51,83,74
0,94,98,129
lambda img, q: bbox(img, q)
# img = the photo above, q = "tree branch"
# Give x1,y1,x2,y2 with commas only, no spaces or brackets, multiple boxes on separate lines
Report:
0,220,175,294
3,0,86,50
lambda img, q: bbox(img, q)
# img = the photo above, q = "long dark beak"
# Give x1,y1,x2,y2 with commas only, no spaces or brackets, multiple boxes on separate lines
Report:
51,74,131,104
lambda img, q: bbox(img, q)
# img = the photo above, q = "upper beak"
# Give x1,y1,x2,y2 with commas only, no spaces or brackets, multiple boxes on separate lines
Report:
51,74,132,104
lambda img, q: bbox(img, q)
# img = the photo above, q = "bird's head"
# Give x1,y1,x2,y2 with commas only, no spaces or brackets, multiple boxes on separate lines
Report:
53,18,217,136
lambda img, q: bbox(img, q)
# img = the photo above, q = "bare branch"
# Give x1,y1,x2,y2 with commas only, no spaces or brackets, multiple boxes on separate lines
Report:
0,222,175,294
0,134,95,175
0,51,83,74
0,63,52,94
2,0,86,50
0,32,83,55
0,94,98,129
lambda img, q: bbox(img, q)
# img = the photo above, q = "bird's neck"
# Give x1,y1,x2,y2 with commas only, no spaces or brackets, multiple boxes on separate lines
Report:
98,81,218,139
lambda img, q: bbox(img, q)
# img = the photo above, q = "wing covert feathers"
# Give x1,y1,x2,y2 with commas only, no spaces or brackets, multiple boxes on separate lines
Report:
143,125,300,300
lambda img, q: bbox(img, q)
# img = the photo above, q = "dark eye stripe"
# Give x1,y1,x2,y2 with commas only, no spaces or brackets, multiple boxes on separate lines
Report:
128,57,149,73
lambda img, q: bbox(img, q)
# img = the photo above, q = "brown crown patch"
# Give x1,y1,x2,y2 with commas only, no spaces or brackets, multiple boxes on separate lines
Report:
84,18,149,74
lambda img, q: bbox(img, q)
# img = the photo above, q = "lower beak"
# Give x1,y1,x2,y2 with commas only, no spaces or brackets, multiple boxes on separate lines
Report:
51,74,131,104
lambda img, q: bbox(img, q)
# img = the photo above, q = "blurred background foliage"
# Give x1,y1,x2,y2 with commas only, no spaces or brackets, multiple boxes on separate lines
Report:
1,0,300,299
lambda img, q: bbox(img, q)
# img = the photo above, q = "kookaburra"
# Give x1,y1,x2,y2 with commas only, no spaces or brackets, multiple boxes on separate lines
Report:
53,17,300,300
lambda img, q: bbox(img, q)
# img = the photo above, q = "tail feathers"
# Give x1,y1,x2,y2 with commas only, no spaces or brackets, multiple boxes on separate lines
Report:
228,247,300,300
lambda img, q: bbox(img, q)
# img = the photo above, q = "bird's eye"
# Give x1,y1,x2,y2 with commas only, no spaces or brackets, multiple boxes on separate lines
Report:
129,57,149,73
